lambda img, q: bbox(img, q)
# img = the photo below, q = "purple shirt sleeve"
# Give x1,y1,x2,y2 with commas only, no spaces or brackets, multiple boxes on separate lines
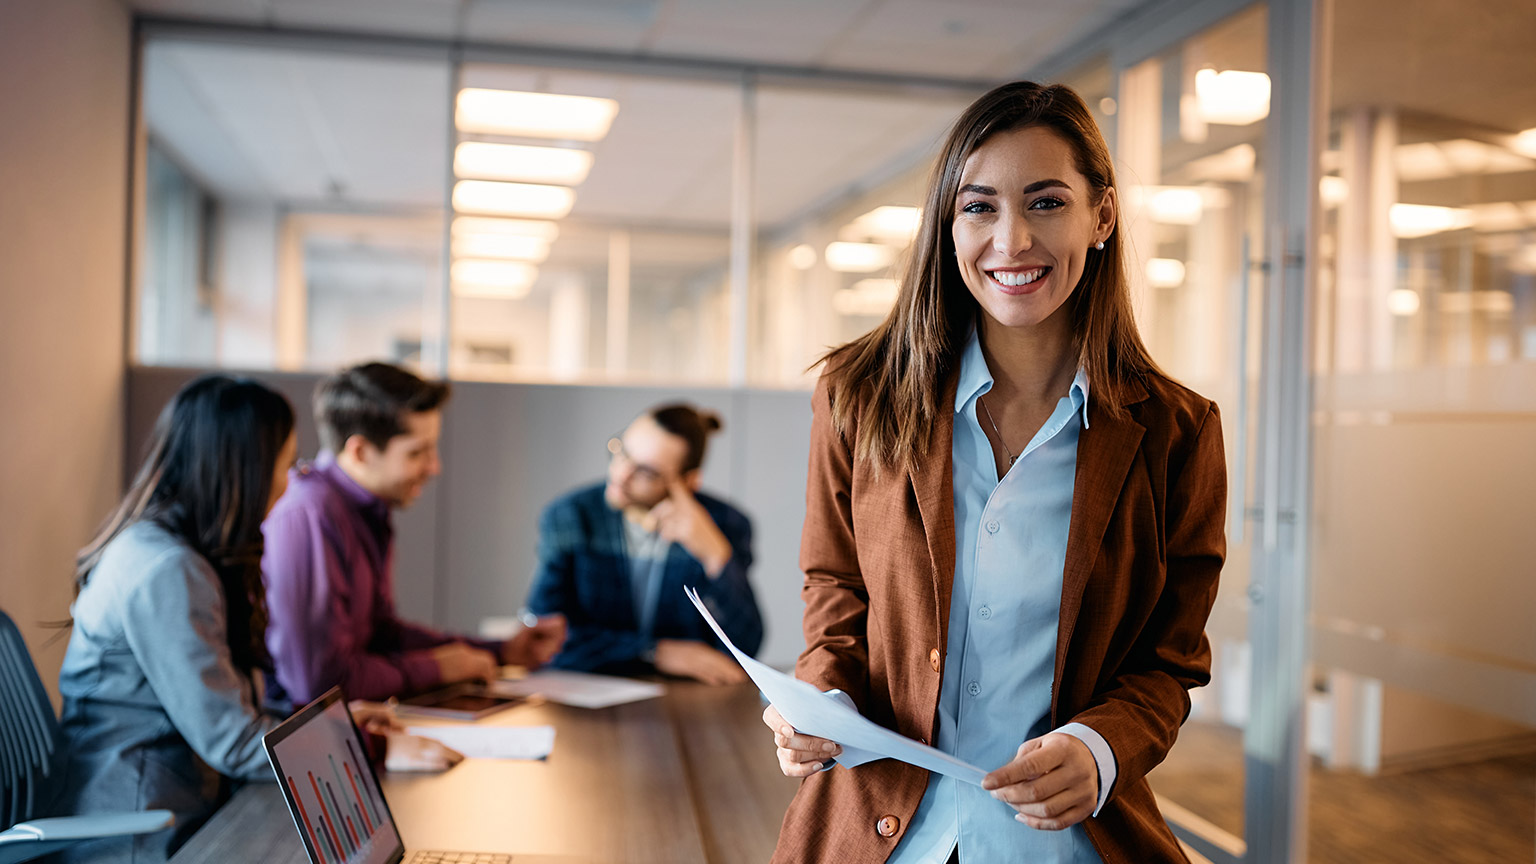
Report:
370,587,504,657
263,504,445,703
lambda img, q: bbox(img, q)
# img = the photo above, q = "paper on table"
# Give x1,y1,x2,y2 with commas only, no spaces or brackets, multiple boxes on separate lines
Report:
405,725,556,760
685,586,985,786
491,670,664,709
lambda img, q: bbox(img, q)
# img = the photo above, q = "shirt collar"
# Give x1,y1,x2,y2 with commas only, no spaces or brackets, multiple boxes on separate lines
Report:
313,451,391,518
954,326,1091,429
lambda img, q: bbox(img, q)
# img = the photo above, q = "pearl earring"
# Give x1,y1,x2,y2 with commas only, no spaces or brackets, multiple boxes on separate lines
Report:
1095,241,1105,250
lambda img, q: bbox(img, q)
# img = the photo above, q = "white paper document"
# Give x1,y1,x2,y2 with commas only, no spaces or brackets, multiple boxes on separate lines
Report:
685,586,986,785
405,725,556,760
491,670,665,709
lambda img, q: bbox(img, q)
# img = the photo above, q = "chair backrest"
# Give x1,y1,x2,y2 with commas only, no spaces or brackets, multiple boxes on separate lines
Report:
0,609,61,829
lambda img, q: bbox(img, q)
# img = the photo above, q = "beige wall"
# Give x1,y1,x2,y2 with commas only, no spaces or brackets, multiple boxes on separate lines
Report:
0,0,132,702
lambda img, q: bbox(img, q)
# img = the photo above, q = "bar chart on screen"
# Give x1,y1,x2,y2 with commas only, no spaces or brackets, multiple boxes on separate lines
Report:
270,698,401,864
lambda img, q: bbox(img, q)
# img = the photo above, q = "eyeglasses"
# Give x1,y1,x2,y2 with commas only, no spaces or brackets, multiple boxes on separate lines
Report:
607,437,669,486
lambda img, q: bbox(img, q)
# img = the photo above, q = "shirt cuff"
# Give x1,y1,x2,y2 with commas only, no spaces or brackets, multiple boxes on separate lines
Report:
1054,722,1116,816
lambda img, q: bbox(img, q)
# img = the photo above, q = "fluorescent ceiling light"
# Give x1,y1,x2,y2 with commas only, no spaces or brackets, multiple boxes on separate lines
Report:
1389,203,1472,238
453,180,575,218
825,241,896,273
1195,69,1270,125
451,259,538,298
832,278,900,317
456,88,620,141
452,216,559,243
1513,128,1536,159
1146,188,1204,225
1319,176,1349,208
1146,258,1187,288
1387,288,1421,316
844,206,922,244
454,142,594,186
452,233,550,262
1395,139,1535,182
788,243,817,270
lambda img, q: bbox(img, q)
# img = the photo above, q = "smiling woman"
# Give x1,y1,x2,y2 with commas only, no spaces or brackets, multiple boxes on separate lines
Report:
765,81,1227,864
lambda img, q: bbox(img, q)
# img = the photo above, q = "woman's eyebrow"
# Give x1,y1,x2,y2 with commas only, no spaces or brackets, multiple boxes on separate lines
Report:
958,178,1070,196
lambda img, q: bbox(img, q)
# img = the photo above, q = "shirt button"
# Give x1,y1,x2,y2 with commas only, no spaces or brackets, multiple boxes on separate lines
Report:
986,520,1000,534
876,815,901,837
967,681,981,697
929,648,941,673
978,605,992,620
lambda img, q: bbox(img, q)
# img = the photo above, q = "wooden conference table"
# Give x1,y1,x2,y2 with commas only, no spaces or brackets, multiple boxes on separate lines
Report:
170,682,799,864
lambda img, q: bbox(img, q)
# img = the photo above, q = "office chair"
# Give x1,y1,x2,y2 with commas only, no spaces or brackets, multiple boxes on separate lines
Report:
0,609,172,864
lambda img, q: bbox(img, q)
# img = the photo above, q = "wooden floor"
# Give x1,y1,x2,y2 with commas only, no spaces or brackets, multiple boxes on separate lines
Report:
1148,720,1536,863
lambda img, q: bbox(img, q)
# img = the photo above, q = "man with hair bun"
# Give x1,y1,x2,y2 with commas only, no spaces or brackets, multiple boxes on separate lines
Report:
526,402,763,685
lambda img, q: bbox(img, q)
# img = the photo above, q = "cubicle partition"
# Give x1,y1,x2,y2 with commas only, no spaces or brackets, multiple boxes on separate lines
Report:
125,365,815,669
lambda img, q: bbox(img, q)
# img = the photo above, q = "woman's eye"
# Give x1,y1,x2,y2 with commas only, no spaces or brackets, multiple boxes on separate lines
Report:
960,201,993,214
1030,196,1066,210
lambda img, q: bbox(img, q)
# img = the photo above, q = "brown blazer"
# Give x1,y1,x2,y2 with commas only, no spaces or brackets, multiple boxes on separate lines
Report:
773,367,1226,864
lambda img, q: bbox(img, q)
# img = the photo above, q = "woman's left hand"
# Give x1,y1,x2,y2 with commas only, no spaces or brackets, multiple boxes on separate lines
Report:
349,700,402,735
981,733,1099,830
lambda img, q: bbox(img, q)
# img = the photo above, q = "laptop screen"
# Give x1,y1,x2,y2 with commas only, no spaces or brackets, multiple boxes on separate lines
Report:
265,688,406,864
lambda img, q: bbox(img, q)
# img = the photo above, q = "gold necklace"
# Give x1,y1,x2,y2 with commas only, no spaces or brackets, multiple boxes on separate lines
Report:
978,396,1017,465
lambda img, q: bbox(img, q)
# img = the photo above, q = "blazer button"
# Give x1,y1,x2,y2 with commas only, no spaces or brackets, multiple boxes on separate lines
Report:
876,815,901,838
929,648,941,673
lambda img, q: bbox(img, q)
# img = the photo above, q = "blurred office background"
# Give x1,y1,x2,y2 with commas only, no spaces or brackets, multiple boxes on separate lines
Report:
1,1,1532,862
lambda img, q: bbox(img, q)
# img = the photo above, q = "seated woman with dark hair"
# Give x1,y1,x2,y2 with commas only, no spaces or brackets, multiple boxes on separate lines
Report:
50,375,460,864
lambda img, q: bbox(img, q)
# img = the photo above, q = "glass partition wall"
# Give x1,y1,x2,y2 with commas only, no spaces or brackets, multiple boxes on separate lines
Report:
1304,0,1536,861
132,31,985,387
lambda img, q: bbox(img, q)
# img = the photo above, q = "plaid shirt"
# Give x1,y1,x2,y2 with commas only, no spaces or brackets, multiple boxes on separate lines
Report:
526,483,764,673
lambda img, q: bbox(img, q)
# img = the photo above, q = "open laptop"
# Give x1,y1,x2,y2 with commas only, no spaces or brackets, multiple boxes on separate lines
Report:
264,687,575,864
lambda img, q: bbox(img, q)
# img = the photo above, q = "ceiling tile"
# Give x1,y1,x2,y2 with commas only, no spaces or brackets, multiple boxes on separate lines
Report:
462,0,660,53
270,0,464,40
644,0,868,67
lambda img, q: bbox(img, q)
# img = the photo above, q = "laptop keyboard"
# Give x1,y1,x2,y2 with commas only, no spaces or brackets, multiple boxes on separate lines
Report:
404,852,512,864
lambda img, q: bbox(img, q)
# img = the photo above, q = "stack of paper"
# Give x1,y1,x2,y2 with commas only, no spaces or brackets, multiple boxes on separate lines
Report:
492,670,665,709
405,725,556,760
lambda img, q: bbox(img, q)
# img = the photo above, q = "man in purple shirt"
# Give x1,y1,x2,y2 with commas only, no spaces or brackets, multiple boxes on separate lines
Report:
262,362,566,705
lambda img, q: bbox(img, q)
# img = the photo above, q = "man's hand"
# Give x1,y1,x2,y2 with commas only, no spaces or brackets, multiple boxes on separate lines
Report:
762,703,841,777
383,732,464,773
429,641,499,684
650,480,733,576
981,733,1099,830
502,613,567,668
653,638,747,685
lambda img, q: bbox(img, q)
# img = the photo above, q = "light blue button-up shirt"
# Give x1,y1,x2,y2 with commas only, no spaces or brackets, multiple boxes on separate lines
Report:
887,329,1114,864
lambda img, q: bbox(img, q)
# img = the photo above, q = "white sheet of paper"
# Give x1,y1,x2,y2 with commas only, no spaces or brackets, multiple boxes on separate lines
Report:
685,586,986,785
405,725,556,760
491,670,665,709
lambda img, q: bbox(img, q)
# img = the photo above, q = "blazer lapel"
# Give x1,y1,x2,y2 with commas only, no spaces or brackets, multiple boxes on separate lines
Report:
910,372,961,639
1051,381,1147,717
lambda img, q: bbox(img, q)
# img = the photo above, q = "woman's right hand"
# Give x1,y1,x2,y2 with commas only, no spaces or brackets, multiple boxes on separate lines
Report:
762,704,841,777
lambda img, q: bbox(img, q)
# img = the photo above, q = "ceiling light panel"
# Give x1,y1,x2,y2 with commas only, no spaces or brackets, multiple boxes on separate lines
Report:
456,88,620,141
1194,69,1270,126
452,216,560,242
453,180,575,218
454,141,594,186
824,241,896,273
451,259,538,298
452,234,551,262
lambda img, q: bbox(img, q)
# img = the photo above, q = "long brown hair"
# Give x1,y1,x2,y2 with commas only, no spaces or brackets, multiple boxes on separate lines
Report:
76,375,295,671
819,81,1161,474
